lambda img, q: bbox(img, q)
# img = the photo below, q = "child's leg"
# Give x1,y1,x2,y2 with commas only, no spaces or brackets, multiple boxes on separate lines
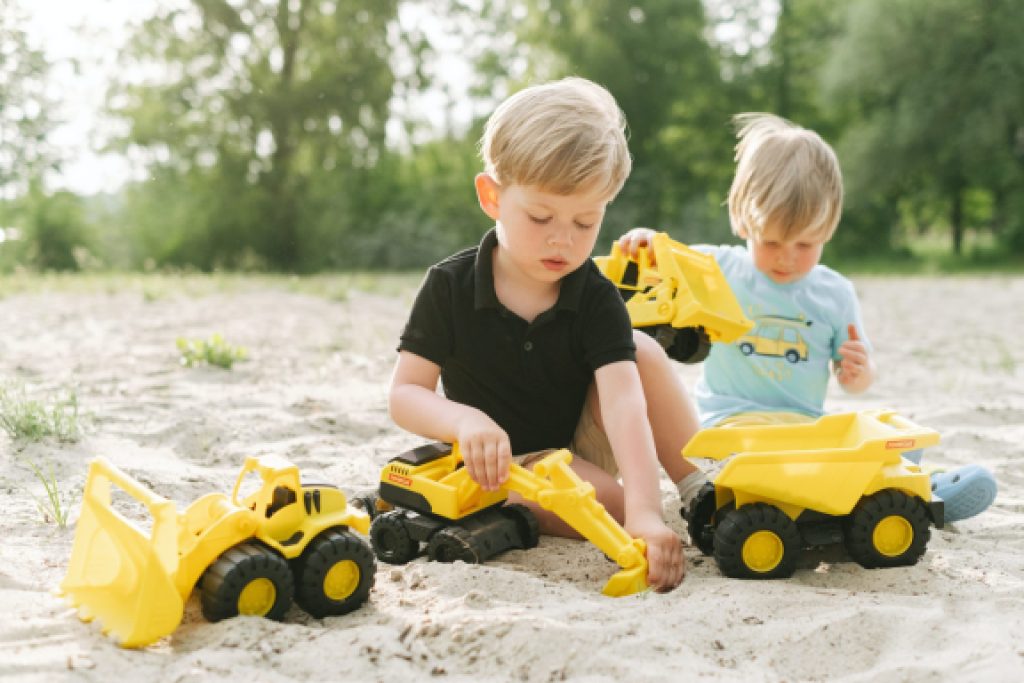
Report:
632,331,702,483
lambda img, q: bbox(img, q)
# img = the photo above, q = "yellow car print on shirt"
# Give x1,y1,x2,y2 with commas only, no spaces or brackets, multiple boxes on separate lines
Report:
737,316,811,363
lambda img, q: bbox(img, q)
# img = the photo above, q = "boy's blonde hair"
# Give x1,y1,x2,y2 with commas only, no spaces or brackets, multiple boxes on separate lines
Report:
480,77,631,198
728,113,843,242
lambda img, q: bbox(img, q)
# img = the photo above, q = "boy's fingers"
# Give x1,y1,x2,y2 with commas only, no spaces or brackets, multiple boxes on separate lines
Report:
847,323,860,341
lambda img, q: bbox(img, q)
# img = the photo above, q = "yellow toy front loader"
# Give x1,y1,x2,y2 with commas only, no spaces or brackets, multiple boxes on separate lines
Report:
682,410,944,579
594,231,754,363
367,444,649,597
59,455,375,648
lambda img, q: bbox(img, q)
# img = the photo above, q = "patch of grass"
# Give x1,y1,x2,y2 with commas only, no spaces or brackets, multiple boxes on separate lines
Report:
177,333,248,369
19,457,73,528
0,271,425,299
0,384,82,442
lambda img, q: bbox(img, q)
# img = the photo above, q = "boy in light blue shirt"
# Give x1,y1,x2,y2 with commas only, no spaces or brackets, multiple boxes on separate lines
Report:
620,113,996,523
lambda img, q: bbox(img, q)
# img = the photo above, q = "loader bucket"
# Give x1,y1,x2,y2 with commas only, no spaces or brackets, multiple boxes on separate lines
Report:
59,458,185,648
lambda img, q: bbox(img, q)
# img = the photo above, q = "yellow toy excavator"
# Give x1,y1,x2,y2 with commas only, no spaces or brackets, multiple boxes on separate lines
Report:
366,444,649,597
59,455,375,648
594,231,754,363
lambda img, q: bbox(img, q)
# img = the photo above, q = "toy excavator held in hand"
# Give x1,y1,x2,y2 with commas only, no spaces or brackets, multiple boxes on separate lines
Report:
594,231,754,363
59,455,375,648
365,444,649,597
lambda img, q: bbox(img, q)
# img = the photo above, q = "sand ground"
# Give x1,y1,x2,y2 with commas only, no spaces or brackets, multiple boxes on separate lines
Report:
0,275,1022,682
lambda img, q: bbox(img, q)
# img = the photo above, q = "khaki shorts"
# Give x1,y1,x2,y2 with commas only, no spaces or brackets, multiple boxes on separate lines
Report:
514,393,618,476
715,411,816,428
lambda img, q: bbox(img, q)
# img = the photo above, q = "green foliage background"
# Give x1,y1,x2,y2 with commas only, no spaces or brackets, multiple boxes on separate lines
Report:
2,0,1023,272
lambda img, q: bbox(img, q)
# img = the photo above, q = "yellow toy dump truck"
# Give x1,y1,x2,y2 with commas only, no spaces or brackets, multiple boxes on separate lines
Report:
594,231,754,363
365,444,649,597
682,410,944,579
59,455,375,648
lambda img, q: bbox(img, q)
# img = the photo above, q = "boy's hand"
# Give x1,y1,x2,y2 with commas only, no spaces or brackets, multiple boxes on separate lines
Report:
837,324,871,387
626,512,685,591
617,227,659,264
457,411,512,491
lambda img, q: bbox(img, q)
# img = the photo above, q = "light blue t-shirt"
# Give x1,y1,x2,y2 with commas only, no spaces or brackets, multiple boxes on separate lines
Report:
694,244,870,428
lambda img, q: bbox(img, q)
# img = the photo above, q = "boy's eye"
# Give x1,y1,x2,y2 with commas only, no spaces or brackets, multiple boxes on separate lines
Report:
574,221,594,230
528,214,552,225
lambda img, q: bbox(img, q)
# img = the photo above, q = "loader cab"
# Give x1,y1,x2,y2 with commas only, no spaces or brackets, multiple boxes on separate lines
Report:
233,455,306,543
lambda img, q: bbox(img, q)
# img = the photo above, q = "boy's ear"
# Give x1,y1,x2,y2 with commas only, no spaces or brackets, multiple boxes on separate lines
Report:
475,173,501,220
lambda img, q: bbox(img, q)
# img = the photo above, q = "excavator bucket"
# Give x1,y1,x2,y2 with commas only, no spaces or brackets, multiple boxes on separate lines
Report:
509,450,651,597
59,458,185,648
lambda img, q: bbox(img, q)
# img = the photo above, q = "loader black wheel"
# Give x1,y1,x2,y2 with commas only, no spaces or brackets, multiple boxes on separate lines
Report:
370,510,418,564
503,504,540,549
669,327,712,364
683,482,718,556
427,526,481,563
714,503,801,579
844,490,930,569
293,529,376,618
201,542,294,622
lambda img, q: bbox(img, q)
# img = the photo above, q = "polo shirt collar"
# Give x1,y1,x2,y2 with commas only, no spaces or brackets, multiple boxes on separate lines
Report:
473,226,588,313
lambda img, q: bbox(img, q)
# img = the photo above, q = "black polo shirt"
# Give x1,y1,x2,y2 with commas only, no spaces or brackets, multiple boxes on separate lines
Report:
398,228,636,455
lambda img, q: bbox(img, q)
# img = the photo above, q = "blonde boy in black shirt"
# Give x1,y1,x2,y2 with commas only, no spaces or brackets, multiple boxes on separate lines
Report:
390,78,706,590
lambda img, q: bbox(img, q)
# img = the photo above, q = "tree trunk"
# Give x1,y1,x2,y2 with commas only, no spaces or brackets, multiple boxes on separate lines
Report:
951,187,963,256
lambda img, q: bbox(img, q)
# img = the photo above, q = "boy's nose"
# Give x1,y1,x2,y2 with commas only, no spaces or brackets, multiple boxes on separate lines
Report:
548,228,571,247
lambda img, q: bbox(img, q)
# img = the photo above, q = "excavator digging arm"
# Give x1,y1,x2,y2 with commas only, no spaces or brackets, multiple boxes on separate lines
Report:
506,450,649,596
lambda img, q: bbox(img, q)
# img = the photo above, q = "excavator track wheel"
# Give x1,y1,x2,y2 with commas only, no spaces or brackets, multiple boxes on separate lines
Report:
427,527,481,564
683,482,718,556
502,504,541,550
201,542,294,622
370,510,419,564
294,529,376,618
843,489,930,569
714,503,801,579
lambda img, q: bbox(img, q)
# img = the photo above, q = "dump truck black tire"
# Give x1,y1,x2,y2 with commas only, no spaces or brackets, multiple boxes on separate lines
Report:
844,489,930,568
294,529,376,618
684,482,718,556
201,542,294,622
714,503,801,579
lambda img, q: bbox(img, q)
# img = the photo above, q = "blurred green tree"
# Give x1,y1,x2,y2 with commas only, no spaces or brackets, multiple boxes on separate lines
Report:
453,0,736,241
824,0,1024,255
0,4,58,196
109,0,417,270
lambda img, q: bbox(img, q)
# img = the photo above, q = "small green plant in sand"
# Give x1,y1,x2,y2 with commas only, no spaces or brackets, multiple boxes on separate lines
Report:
177,333,248,369
19,458,73,528
0,385,82,442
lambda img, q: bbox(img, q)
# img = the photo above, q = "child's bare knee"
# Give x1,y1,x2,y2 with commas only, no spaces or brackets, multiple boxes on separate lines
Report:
633,330,669,369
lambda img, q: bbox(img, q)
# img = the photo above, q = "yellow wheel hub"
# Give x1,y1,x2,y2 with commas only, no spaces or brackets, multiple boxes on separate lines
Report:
237,578,277,616
873,515,913,557
741,530,784,573
324,560,360,601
